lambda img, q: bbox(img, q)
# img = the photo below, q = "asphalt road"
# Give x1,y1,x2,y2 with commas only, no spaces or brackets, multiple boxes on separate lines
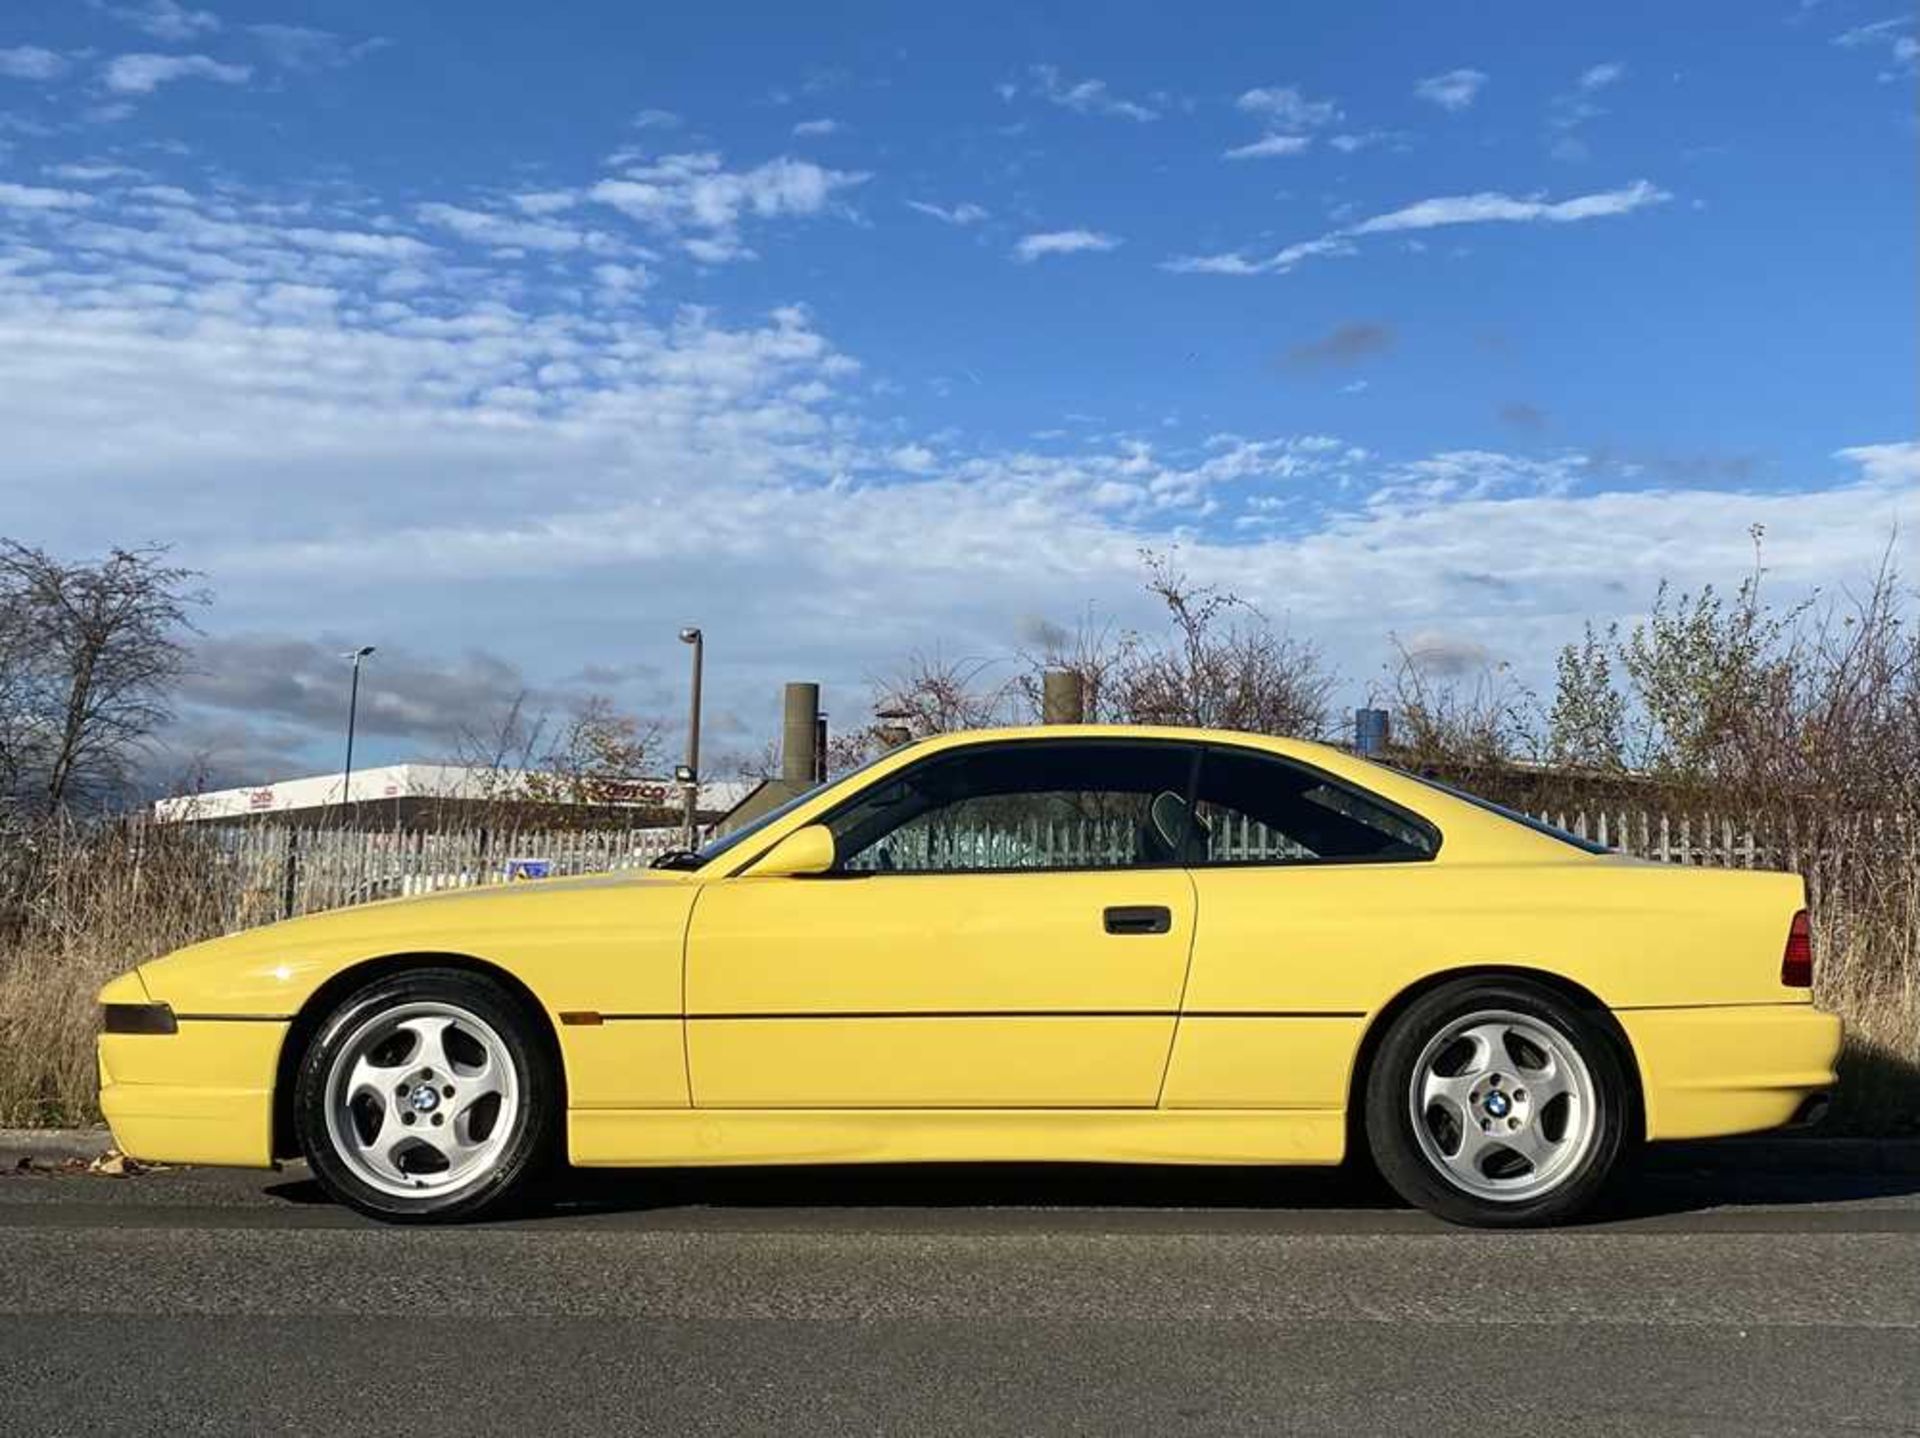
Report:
4,1153,1920,1437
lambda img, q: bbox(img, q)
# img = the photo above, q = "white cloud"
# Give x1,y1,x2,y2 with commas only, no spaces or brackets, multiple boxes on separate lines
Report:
1223,133,1312,160
0,176,1909,774
0,46,68,81
1329,132,1395,153
887,443,938,473
906,199,989,225
98,1,221,42
632,108,680,130
415,202,604,254
284,227,433,260
1579,61,1626,90
44,162,145,181
0,181,93,211
246,24,382,71
1235,85,1339,128
791,118,840,137
1166,180,1668,276
1833,16,1919,76
1027,65,1158,122
1162,236,1353,276
101,52,251,95
590,152,869,262
1349,180,1670,233
1013,229,1120,262
512,190,577,216
1413,68,1487,111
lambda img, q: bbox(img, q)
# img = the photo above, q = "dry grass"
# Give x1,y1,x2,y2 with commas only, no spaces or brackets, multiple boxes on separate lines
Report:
1,814,1916,1133
0,821,271,1126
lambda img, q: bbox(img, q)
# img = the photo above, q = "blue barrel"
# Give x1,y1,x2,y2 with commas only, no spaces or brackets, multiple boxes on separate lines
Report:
1354,708,1391,757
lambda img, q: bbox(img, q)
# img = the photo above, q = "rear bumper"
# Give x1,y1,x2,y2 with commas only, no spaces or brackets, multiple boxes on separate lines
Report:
97,1019,286,1168
1620,1003,1843,1141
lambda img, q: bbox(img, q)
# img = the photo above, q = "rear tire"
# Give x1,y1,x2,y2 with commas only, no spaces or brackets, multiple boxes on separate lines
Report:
1364,978,1629,1227
294,968,558,1223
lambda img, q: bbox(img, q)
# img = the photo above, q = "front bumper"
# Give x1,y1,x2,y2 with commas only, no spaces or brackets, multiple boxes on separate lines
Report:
1620,1003,1844,1141
98,1018,286,1168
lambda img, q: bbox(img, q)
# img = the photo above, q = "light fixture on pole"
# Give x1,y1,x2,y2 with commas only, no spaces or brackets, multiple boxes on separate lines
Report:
678,627,703,848
341,645,376,812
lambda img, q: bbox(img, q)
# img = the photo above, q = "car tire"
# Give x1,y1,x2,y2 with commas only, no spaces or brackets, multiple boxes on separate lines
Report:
294,967,559,1223
1364,977,1630,1227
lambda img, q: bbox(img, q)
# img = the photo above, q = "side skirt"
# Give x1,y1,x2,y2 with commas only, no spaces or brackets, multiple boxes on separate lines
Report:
568,1107,1347,1168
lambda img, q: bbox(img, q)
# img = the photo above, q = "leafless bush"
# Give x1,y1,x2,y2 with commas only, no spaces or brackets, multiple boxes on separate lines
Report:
0,540,209,815
870,650,1016,738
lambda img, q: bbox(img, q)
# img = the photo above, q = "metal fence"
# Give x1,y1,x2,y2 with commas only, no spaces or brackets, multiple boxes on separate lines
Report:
134,804,1917,926
206,822,692,920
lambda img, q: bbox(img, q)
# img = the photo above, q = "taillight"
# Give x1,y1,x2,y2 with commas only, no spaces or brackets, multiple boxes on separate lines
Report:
1781,910,1813,988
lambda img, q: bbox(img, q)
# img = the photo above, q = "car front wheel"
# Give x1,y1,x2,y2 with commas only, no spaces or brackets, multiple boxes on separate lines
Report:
1364,978,1630,1227
294,968,557,1222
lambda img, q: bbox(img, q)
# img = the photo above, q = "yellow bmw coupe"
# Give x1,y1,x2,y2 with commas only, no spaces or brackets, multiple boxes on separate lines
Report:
97,725,1840,1226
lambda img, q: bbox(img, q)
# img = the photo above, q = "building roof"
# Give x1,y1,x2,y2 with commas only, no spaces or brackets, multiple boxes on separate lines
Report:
154,763,757,823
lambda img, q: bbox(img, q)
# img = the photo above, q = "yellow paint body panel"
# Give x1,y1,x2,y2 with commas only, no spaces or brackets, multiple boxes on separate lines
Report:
95,725,1844,1173
570,1108,1347,1166
98,1020,285,1167
686,869,1194,1105
1621,1004,1843,1138
1161,1016,1364,1109
690,1017,1179,1108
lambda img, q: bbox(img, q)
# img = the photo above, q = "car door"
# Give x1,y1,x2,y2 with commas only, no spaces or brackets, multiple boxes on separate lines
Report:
1161,742,1444,1111
684,738,1201,1108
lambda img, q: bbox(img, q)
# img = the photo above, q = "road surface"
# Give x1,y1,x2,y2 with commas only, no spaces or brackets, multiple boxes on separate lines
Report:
3,1152,1918,1436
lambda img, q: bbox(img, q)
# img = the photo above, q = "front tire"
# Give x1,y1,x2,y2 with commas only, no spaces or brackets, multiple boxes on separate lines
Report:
1364,978,1629,1227
294,968,558,1222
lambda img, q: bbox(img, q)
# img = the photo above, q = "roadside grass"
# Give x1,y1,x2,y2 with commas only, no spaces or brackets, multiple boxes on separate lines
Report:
1,817,1916,1132
0,822,266,1126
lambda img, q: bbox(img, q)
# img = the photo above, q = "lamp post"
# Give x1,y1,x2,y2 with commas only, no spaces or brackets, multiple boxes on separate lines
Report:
341,645,376,813
678,627,703,848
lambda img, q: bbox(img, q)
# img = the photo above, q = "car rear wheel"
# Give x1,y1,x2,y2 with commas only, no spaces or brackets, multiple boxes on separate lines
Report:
1364,978,1629,1227
294,968,557,1222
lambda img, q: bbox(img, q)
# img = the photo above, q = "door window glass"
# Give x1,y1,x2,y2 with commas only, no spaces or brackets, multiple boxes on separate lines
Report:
1190,747,1437,864
830,742,1198,873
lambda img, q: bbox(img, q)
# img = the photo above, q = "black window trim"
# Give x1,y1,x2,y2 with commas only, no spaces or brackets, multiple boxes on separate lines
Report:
726,736,1445,878
741,736,1207,878
1184,742,1444,870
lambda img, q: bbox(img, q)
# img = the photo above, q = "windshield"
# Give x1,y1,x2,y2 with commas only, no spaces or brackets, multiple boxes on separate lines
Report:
690,745,905,868
1401,773,1612,855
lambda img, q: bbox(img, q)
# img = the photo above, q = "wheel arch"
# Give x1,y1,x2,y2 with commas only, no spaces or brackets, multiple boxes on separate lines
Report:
272,951,566,1161
1343,965,1647,1155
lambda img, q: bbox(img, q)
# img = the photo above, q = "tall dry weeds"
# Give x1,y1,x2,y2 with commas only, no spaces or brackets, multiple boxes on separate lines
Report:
0,818,274,1125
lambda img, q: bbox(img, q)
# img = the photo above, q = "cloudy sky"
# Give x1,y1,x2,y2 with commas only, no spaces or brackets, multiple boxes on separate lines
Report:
1,0,1914,787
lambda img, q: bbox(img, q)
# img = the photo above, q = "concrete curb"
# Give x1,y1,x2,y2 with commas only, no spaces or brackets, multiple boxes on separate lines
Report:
0,1127,115,1166
3,1127,1919,1174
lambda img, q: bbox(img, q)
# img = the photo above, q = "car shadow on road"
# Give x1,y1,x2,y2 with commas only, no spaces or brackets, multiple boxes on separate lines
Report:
260,1141,1920,1226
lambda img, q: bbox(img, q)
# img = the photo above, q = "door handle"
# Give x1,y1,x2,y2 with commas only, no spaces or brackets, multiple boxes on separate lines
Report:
1104,905,1172,936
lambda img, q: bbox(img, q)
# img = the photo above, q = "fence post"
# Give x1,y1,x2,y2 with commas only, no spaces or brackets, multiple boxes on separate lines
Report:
281,827,299,920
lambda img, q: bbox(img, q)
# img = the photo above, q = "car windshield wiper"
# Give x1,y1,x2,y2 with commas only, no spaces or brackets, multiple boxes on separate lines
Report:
648,848,705,871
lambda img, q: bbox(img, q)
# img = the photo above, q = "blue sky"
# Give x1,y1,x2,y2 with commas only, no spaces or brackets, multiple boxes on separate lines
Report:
1,0,1914,785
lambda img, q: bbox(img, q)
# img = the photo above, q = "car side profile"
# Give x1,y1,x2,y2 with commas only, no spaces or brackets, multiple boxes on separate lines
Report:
96,725,1842,1226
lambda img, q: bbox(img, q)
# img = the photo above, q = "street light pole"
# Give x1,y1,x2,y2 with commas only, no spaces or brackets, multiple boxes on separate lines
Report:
342,645,376,814
678,627,703,849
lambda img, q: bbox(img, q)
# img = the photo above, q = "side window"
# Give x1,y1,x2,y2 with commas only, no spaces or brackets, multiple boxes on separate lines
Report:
829,742,1198,873
1191,747,1437,865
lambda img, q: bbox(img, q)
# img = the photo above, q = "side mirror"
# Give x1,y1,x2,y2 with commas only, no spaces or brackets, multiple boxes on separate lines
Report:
745,823,836,878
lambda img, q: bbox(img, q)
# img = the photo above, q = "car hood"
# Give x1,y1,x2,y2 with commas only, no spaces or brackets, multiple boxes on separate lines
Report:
134,867,699,1018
